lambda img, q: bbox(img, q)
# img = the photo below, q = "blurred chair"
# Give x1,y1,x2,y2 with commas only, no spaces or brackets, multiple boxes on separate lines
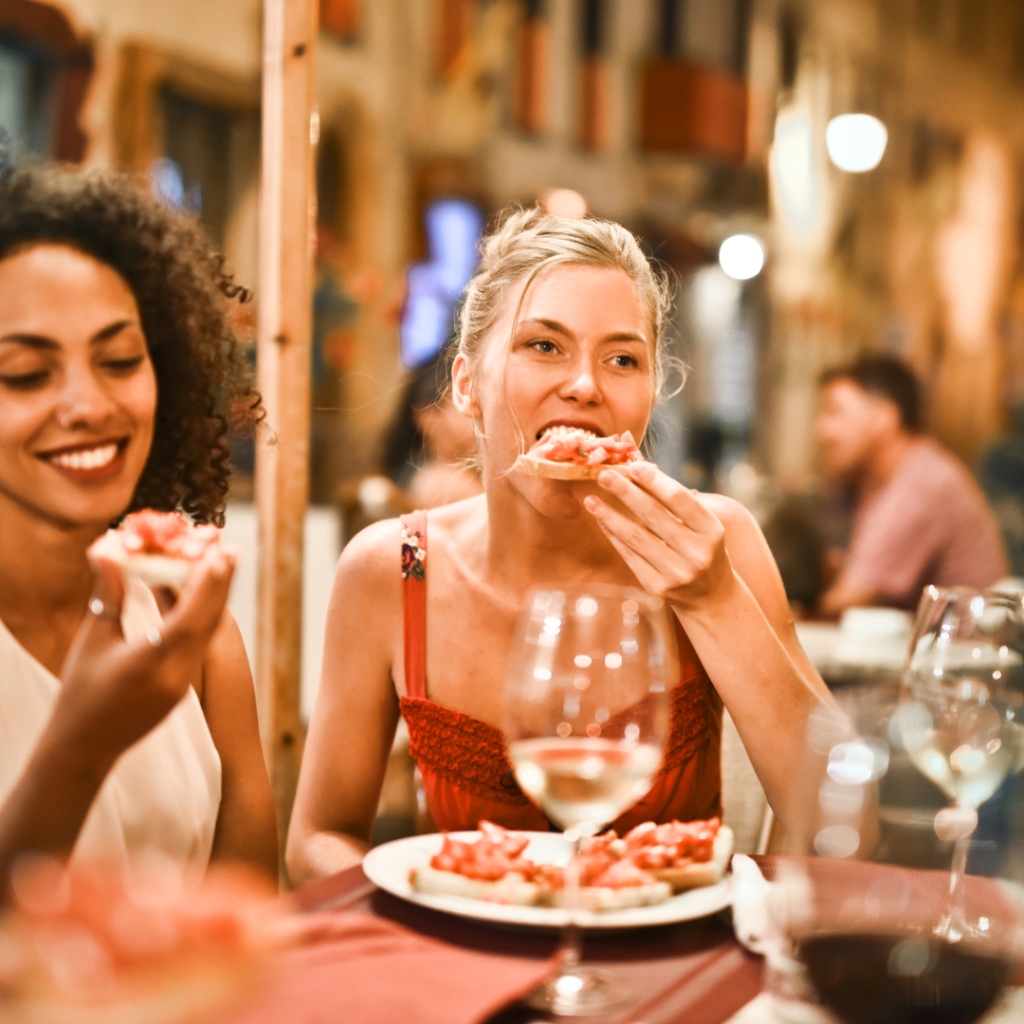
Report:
721,710,774,855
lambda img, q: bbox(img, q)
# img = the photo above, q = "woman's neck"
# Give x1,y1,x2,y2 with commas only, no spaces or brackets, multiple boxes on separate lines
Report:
481,474,630,588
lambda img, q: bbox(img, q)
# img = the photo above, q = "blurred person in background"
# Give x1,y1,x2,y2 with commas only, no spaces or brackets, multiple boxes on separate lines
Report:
0,159,277,892
814,355,1007,617
384,353,482,510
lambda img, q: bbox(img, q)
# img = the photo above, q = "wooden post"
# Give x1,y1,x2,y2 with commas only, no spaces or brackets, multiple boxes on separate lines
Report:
256,0,318,867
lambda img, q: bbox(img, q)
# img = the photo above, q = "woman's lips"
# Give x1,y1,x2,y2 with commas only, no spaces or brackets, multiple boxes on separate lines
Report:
38,440,128,481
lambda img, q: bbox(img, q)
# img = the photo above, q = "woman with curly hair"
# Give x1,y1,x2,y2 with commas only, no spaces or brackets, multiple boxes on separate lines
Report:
0,159,277,889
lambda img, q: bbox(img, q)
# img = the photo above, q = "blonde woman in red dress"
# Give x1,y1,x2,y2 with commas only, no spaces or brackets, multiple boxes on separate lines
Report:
287,208,830,882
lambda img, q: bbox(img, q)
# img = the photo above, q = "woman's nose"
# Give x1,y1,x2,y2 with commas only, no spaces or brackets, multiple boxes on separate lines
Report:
56,369,117,429
560,358,602,405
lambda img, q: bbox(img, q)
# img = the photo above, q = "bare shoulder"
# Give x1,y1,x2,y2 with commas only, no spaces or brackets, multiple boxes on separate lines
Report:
693,492,760,536
316,521,402,650
206,606,248,668
693,492,776,574
334,517,402,587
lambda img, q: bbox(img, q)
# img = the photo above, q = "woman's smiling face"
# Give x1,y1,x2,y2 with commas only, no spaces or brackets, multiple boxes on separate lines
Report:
0,244,157,531
460,263,655,516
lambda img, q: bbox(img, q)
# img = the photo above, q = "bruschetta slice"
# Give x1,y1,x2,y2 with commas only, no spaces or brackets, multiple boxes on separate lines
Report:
620,819,734,893
512,426,644,480
91,510,221,591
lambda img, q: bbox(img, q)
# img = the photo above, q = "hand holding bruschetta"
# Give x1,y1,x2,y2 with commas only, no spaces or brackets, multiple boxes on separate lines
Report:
583,462,736,614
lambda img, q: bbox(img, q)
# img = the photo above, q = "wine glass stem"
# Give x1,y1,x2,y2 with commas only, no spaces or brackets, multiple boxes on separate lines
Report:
556,834,585,973
945,834,971,940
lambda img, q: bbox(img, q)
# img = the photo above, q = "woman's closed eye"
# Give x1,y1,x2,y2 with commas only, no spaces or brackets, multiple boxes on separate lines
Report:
101,356,146,375
0,370,49,390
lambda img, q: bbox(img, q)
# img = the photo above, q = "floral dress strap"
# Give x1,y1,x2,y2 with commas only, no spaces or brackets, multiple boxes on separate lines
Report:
400,511,428,701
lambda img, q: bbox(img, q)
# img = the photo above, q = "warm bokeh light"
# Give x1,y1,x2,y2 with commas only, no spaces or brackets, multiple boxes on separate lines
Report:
825,114,888,172
540,188,587,219
718,234,765,280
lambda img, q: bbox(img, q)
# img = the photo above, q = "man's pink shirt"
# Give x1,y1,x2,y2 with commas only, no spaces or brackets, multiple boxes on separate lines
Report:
841,437,1008,610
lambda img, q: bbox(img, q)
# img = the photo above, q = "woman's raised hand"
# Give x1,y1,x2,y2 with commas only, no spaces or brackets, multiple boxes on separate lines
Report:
583,463,736,613
53,545,238,762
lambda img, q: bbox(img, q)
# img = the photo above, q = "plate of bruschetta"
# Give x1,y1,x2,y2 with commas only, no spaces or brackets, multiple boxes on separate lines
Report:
362,819,734,930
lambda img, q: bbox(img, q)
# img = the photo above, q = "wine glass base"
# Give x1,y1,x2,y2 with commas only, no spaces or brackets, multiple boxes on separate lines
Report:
933,914,991,945
525,966,630,1017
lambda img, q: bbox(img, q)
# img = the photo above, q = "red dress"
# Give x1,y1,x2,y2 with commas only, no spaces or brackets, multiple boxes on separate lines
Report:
398,511,722,833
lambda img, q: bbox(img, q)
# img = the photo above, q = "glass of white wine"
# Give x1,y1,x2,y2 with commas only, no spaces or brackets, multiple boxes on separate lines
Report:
896,586,1024,941
504,584,675,1016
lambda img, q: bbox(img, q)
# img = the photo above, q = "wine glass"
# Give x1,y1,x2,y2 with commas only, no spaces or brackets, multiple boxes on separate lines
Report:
896,587,1024,942
777,684,1023,1024
504,584,675,1016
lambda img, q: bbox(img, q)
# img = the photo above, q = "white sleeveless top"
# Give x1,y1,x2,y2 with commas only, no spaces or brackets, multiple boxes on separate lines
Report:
0,578,222,887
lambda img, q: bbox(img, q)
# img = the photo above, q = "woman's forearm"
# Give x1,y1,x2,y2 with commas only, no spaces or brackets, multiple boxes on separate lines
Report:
677,571,833,825
285,828,370,887
0,722,117,893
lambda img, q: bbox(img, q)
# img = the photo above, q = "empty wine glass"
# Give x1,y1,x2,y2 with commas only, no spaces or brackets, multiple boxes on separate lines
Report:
504,584,674,1016
896,587,1024,942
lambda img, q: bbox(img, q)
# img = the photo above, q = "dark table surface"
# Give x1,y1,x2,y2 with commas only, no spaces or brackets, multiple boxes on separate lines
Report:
287,860,765,1024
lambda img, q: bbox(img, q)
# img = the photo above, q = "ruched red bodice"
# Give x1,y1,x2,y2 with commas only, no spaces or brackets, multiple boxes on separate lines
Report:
398,510,722,833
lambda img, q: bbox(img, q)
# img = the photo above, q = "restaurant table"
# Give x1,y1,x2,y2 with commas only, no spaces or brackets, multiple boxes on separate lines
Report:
218,859,765,1024
217,856,1024,1024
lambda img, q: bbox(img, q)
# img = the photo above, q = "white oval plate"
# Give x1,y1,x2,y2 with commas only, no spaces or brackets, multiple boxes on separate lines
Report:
362,831,732,931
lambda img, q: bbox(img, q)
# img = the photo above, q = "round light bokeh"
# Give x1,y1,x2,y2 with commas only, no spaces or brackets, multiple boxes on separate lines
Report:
825,113,888,173
541,188,588,219
718,234,765,281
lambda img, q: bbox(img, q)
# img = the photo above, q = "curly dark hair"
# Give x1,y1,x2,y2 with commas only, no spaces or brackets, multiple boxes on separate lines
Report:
0,159,261,525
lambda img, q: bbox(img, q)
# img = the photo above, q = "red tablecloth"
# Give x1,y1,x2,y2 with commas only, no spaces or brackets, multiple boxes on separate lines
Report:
219,862,764,1024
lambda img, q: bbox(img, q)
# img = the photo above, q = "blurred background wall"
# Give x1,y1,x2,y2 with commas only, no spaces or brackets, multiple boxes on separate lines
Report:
4,0,1024,678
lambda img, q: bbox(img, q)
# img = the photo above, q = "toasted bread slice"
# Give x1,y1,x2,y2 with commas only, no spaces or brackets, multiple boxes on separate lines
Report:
91,511,220,593
650,825,734,892
119,554,195,591
409,865,541,906
546,880,672,911
511,454,638,480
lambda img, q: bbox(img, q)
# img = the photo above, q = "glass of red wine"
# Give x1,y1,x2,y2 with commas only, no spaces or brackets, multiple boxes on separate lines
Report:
779,683,1024,1024
504,585,674,1016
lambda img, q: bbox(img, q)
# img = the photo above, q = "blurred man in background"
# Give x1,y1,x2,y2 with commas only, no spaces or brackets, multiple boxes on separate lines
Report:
814,355,1007,617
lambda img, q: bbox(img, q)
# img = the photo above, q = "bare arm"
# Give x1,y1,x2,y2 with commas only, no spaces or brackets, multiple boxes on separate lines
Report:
202,611,278,883
285,521,402,886
585,464,834,828
0,546,237,892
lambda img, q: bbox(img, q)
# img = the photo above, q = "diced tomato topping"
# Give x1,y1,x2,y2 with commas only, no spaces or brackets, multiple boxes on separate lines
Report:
589,858,654,889
429,822,543,883
117,511,220,560
528,429,643,466
426,818,719,891
620,818,720,866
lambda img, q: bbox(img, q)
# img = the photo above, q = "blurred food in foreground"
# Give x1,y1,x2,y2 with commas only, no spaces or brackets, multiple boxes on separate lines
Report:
0,856,286,1024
